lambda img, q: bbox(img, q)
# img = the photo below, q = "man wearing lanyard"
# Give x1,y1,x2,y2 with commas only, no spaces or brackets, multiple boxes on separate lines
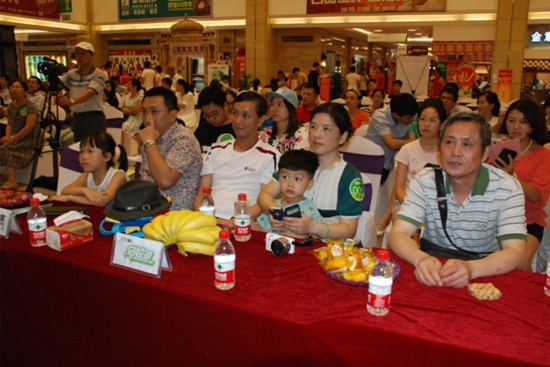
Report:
59,42,106,142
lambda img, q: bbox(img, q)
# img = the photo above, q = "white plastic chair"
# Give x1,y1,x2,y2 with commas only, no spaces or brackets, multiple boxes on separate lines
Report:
104,106,124,145
56,142,83,195
340,135,385,247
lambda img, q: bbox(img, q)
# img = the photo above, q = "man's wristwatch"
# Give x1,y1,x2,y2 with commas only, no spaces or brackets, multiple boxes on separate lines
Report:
69,98,75,106
144,140,156,149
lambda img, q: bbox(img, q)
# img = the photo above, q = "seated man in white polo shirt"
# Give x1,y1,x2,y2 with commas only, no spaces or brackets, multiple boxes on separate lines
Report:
193,91,280,225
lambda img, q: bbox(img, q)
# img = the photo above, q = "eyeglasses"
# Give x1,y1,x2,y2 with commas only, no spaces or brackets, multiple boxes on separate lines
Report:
203,110,222,120
419,116,440,124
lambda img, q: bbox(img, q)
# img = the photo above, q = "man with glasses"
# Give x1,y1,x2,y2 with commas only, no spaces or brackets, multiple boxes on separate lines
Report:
195,85,235,154
366,93,419,184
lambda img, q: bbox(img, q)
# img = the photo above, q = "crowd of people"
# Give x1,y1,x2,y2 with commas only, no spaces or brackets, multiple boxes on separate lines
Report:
1,43,550,286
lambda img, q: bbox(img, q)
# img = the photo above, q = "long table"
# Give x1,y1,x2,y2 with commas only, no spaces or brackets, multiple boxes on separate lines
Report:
1,205,548,367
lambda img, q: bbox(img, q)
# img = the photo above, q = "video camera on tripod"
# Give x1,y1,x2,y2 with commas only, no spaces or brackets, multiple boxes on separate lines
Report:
37,57,68,92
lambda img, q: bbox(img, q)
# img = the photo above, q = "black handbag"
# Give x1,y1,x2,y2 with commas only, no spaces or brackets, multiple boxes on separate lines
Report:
419,166,490,260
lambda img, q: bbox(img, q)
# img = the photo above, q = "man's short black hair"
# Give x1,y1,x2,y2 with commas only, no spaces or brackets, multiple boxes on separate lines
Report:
350,66,356,72
393,80,403,87
292,67,300,73
234,91,268,117
439,87,458,102
161,77,172,88
301,82,320,95
143,87,178,112
441,111,492,150
313,61,320,68
389,93,419,116
278,150,319,178
197,84,226,108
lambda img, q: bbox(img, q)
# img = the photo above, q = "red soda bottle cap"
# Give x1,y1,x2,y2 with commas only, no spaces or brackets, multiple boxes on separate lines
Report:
238,193,246,201
30,198,40,205
377,249,389,261
202,187,211,194
219,229,230,240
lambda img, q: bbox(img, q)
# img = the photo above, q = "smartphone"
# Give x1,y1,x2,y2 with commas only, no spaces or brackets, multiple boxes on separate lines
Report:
284,204,302,218
497,148,518,165
269,207,285,221
268,204,302,220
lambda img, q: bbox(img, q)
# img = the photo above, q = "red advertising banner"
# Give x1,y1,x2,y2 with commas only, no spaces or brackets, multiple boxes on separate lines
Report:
236,55,246,80
1,0,60,20
455,66,476,88
108,50,153,79
320,77,330,102
307,0,445,14
497,69,513,103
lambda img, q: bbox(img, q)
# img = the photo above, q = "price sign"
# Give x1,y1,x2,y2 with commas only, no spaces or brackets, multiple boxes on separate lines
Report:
455,67,476,88
110,233,172,278
0,208,22,238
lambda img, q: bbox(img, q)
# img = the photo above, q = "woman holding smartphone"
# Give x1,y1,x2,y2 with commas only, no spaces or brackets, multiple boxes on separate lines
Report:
495,99,550,271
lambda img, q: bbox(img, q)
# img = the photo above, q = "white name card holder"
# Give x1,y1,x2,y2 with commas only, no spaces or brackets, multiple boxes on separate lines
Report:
0,208,22,239
110,233,172,278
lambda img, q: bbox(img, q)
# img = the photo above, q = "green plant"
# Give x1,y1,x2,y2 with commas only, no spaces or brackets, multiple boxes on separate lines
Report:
330,71,344,100
238,71,252,91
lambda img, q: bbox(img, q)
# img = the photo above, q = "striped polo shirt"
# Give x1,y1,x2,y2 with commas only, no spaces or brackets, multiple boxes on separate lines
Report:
398,163,527,253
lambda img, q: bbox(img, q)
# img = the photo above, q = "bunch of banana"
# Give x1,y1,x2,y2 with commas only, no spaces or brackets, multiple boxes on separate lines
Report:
142,210,221,256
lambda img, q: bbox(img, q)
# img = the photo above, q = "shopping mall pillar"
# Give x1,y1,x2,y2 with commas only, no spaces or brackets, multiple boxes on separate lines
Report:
245,0,274,87
492,0,529,101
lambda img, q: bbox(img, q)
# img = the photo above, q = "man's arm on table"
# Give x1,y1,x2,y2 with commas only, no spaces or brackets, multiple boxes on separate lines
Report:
388,219,525,288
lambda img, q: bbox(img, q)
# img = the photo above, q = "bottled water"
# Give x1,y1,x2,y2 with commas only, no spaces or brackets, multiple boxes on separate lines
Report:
234,193,251,242
367,249,393,316
198,187,215,216
27,197,47,247
214,229,236,290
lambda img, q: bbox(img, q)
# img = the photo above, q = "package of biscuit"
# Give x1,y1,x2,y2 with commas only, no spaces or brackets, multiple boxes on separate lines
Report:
467,282,502,301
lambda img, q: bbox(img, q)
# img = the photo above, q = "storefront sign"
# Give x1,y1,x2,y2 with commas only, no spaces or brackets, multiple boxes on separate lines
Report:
497,69,513,103
369,33,408,43
307,0,445,14
1,0,60,20
282,36,314,43
118,0,212,21
526,25,550,49
407,46,429,56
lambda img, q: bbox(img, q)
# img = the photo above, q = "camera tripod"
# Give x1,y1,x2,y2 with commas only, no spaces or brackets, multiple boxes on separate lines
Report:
27,82,66,192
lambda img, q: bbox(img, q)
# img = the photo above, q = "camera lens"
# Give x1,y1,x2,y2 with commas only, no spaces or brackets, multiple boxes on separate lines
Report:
271,238,290,256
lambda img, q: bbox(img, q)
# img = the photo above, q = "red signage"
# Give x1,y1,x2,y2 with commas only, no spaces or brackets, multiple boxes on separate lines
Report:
497,69,513,103
455,67,476,88
307,0,445,14
1,0,60,20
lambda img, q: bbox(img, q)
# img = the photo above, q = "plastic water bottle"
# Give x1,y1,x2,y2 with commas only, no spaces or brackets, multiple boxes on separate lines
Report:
367,249,393,316
27,197,47,247
198,187,215,216
214,229,236,290
545,253,550,297
234,193,251,242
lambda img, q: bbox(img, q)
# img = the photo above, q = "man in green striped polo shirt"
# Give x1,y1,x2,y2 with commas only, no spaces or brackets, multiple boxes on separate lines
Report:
388,112,527,288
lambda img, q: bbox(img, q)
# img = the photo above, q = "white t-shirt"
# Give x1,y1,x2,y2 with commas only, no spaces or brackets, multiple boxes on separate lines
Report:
86,167,129,192
395,139,439,188
346,72,362,90
202,140,280,219
141,68,156,90
176,91,197,130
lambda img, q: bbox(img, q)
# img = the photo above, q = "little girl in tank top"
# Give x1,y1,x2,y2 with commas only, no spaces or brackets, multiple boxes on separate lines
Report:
51,131,129,206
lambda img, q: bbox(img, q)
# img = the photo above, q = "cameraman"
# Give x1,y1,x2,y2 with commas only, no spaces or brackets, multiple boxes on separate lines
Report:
58,42,106,142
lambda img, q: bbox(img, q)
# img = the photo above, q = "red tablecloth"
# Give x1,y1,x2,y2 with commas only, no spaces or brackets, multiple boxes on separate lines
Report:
1,205,548,367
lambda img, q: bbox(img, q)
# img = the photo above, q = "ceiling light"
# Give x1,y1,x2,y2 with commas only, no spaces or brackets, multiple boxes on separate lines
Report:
352,28,371,36
407,29,416,32
414,32,423,35
374,29,383,32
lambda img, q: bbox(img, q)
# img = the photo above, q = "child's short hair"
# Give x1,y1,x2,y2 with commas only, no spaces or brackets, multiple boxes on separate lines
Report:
278,150,319,178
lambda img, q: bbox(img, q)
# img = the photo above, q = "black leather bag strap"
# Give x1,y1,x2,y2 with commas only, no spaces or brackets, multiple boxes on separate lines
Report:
432,166,489,258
